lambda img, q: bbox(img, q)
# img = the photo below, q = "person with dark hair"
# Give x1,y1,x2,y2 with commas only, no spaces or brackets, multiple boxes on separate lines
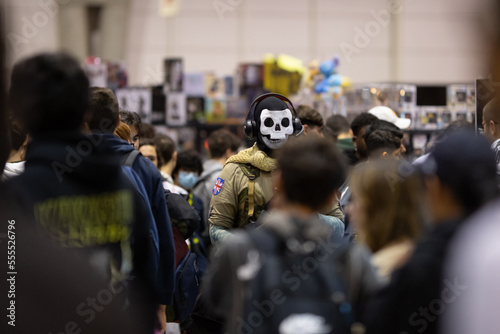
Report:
155,134,177,183
87,87,175,333
173,150,203,197
208,94,344,245
204,136,380,334
2,117,28,181
365,129,498,334
351,112,379,161
193,129,240,236
0,52,159,331
326,114,357,165
141,122,156,139
139,138,160,168
364,119,406,156
296,105,324,136
365,130,404,158
120,110,142,149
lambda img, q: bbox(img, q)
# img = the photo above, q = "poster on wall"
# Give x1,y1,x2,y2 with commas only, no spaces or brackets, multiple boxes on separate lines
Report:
184,73,206,96
164,58,183,93
186,97,205,124
116,88,153,123
151,85,167,125
166,93,187,126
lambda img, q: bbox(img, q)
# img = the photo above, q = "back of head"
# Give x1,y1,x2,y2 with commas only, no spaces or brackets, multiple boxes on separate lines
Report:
366,130,402,158
9,52,89,137
351,112,378,137
326,114,350,138
421,129,498,215
350,158,425,252
277,136,346,210
208,129,240,159
140,123,156,139
296,105,323,128
88,87,119,133
365,119,403,140
154,134,176,166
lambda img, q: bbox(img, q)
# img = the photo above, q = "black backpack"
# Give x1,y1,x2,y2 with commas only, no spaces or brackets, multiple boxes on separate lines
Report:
241,228,357,334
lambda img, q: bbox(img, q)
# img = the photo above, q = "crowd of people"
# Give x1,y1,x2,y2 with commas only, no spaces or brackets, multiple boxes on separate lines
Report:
2,33,500,334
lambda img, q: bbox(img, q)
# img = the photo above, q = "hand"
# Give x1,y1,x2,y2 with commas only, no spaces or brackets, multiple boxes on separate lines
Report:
156,304,167,334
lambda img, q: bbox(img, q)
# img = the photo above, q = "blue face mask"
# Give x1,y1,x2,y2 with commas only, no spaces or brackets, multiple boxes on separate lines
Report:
178,171,198,190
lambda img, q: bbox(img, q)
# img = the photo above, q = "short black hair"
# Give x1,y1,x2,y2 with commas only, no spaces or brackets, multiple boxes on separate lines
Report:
172,149,203,177
366,130,401,157
140,123,156,139
296,105,323,128
9,52,89,137
87,87,120,133
154,134,176,166
351,112,378,137
364,119,403,142
326,114,350,137
208,129,240,159
120,110,142,134
277,136,346,210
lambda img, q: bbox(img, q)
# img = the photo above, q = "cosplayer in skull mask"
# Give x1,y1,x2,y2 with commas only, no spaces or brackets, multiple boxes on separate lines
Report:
208,93,344,245
251,95,303,153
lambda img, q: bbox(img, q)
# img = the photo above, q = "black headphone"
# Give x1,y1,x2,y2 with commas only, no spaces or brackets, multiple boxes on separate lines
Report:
244,93,303,140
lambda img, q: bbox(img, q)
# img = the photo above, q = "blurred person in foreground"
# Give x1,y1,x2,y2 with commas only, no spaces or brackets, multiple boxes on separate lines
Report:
349,158,426,282
87,87,176,333
0,52,155,332
204,136,380,334
365,129,497,334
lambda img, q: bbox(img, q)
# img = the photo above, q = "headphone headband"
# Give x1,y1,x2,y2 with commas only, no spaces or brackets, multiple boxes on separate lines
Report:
244,93,303,140
246,93,299,122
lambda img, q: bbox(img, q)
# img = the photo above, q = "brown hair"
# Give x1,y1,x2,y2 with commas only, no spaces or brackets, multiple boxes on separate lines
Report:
350,158,425,253
114,122,131,142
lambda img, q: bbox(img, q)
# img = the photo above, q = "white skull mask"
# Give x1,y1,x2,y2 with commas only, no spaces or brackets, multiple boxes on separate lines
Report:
259,109,294,149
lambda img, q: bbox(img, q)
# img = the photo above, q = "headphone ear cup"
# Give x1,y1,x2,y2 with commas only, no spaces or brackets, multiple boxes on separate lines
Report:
293,118,303,136
244,119,257,139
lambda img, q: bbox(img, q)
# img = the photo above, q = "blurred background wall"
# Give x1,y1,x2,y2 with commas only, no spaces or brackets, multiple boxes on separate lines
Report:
4,0,489,85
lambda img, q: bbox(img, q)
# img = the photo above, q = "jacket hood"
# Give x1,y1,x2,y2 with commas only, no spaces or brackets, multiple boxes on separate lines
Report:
199,160,223,179
225,143,277,172
25,133,122,185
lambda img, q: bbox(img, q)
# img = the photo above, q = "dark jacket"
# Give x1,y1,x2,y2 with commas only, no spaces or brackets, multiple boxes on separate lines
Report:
365,219,462,334
0,134,159,311
93,133,175,305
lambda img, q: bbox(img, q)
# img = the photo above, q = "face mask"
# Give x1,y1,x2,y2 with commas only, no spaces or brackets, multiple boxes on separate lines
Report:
259,108,294,149
178,171,198,190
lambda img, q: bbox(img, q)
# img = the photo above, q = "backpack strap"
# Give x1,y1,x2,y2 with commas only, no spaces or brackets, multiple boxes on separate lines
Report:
239,164,261,218
122,150,141,167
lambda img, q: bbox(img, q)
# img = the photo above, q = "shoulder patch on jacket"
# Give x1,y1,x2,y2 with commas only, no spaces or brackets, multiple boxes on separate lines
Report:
212,177,225,195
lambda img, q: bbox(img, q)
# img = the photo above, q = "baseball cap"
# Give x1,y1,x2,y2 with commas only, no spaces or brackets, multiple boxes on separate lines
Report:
368,106,411,129
418,129,497,214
